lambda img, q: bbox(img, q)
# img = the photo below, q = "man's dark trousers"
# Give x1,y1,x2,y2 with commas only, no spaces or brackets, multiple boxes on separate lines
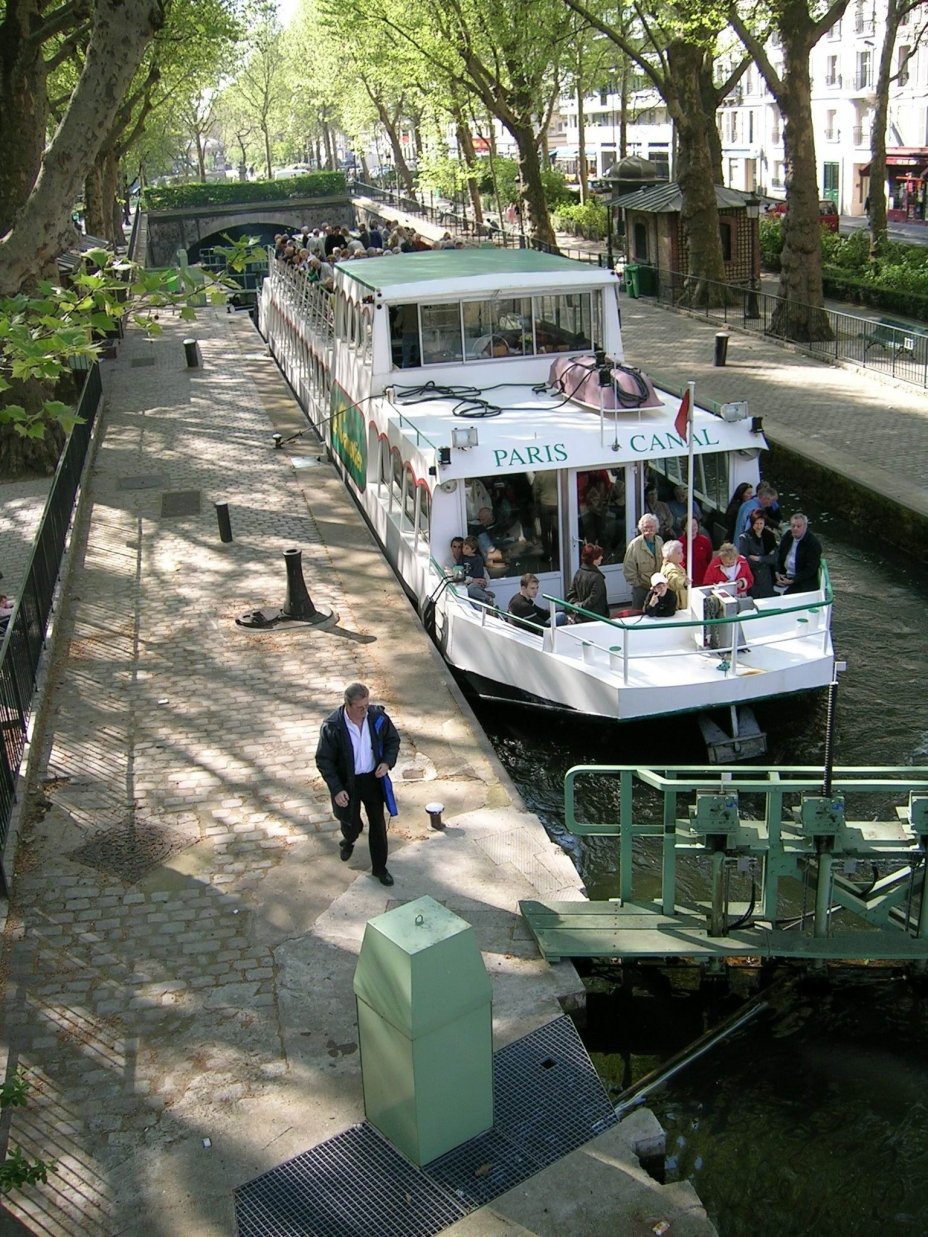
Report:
343,772,388,873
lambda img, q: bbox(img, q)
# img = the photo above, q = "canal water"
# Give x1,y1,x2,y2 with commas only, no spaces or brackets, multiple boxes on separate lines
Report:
469,487,928,1236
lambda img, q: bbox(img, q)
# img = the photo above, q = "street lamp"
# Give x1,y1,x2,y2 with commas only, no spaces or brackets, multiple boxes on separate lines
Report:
744,194,761,319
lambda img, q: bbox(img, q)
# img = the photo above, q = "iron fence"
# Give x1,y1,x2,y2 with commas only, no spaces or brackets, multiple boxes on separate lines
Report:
0,364,102,895
647,267,928,390
348,180,607,265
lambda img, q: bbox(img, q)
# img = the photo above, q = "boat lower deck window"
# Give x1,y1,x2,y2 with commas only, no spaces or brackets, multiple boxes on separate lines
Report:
465,471,560,577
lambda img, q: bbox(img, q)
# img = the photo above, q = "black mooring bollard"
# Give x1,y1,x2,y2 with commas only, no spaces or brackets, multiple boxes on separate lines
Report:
714,331,729,367
215,501,233,543
280,548,319,621
183,338,199,368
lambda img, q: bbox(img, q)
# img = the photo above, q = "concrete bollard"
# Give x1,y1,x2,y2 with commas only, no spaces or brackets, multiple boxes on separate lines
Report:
714,331,729,367
215,502,233,543
183,338,200,368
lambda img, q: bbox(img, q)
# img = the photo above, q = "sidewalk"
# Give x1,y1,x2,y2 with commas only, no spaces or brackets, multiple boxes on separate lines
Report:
617,294,928,532
0,313,715,1236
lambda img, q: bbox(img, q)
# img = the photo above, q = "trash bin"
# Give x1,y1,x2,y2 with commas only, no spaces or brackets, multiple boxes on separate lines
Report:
353,894,493,1165
625,264,640,298
714,331,729,367
637,263,657,295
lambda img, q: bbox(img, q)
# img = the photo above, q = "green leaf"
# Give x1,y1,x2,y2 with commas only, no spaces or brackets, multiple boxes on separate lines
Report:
179,306,198,322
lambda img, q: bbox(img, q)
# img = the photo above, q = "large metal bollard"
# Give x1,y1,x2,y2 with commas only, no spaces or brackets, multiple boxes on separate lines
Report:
279,548,319,621
714,331,730,367
183,338,200,368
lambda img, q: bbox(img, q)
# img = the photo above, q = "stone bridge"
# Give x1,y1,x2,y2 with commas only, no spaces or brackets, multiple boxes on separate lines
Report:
143,193,353,266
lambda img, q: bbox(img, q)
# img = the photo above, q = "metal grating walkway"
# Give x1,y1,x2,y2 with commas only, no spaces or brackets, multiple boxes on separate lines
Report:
235,1016,616,1236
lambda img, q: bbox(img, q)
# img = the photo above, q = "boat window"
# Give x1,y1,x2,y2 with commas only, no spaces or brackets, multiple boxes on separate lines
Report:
463,297,532,360
532,293,593,353
465,471,559,578
390,303,421,368
420,303,464,365
361,304,373,362
389,291,598,367
403,465,417,528
695,451,729,514
577,469,625,564
417,484,431,545
391,448,404,509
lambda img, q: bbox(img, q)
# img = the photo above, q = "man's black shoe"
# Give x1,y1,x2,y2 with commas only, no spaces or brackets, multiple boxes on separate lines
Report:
339,841,353,862
375,869,394,886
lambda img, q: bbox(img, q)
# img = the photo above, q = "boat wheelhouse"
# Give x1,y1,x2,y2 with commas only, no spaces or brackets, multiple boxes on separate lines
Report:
260,248,833,723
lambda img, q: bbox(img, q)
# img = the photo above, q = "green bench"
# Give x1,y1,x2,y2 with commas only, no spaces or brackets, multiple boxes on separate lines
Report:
863,316,928,359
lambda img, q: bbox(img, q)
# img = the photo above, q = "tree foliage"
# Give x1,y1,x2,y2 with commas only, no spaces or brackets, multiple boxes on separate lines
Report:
0,1071,53,1196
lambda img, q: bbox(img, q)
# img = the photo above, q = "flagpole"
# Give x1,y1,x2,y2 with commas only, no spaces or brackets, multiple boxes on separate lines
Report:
686,380,696,598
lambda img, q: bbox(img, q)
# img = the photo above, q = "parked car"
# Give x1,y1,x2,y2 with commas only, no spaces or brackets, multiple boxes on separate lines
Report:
765,198,840,232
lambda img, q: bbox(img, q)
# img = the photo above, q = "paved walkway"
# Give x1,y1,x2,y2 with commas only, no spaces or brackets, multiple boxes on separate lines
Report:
0,313,716,1236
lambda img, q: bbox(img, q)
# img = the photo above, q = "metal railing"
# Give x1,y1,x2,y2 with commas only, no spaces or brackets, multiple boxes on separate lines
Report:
348,179,608,266
644,266,928,389
0,364,102,895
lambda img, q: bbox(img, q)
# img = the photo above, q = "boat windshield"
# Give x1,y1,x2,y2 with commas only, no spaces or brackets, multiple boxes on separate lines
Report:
390,292,596,369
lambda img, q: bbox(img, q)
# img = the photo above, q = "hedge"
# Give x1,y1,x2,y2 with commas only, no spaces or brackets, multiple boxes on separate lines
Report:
143,172,347,211
822,267,928,319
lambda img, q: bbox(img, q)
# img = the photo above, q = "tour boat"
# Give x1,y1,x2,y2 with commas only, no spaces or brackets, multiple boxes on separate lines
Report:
259,248,834,727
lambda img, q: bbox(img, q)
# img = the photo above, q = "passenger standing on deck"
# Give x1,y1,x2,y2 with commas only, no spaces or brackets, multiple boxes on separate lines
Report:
315,683,400,887
723,482,753,541
567,544,609,620
739,511,778,598
734,481,779,540
680,514,712,587
775,513,822,594
660,540,689,610
623,514,664,609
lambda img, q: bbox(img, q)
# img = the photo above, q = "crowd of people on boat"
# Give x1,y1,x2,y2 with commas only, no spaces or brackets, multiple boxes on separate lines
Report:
442,471,823,632
621,479,823,622
273,220,463,292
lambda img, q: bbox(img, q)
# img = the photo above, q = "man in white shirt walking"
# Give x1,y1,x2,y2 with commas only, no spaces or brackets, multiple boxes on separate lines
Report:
315,683,400,886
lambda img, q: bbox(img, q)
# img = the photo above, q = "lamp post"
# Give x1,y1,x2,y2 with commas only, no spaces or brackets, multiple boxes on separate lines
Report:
744,194,761,319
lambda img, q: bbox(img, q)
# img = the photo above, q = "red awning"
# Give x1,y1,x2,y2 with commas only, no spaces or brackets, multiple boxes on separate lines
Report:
860,148,928,175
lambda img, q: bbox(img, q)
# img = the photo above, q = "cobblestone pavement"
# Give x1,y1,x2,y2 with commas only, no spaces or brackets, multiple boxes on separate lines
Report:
0,478,52,598
0,312,586,1235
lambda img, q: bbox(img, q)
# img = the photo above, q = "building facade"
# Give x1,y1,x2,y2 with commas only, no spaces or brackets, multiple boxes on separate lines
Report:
553,5,928,218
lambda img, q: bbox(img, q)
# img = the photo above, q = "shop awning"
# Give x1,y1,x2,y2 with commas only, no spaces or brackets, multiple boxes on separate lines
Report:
860,148,928,175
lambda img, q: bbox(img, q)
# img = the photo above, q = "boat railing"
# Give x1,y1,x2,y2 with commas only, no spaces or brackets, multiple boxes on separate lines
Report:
392,409,440,452
437,560,832,683
266,252,335,341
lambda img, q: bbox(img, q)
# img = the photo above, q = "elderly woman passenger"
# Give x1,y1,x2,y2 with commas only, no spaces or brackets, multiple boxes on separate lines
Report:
660,540,688,610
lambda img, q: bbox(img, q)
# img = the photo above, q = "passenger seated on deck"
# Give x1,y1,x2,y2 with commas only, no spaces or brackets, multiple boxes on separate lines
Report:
642,573,677,618
703,543,754,595
507,574,568,629
446,537,496,605
462,537,500,598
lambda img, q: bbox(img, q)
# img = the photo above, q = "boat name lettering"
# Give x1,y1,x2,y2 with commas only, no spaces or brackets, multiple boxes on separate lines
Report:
493,443,569,468
628,428,721,453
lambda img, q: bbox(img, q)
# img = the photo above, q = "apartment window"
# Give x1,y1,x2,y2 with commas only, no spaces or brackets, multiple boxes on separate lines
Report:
825,110,838,141
599,88,608,106
730,111,739,143
748,111,754,143
829,17,842,38
856,49,872,90
897,45,910,86
826,55,840,87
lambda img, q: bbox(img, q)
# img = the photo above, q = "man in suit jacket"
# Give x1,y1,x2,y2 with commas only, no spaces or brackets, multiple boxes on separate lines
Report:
315,683,400,886
776,513,822,594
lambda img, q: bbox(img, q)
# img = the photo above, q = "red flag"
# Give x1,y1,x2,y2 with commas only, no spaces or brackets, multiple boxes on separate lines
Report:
674,387,691,441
